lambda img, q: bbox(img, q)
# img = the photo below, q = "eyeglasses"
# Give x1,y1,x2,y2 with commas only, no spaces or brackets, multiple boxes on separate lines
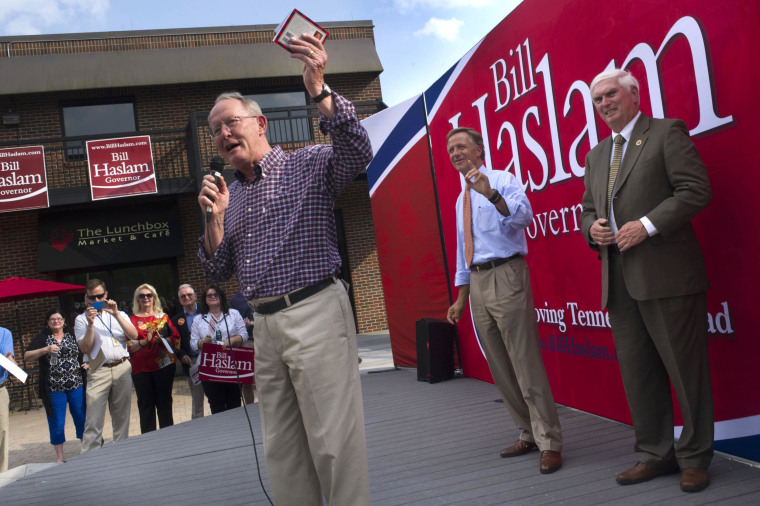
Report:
138,293,154,300
86,292,106,301
179,293,195,300
208,115,257,138
206,293,220,299
48,318,63,322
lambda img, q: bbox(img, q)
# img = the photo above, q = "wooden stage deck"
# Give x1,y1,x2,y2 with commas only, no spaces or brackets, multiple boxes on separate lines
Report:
2,368,758,505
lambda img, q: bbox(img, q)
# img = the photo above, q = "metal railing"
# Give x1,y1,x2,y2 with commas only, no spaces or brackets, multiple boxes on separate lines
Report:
0,99,386,206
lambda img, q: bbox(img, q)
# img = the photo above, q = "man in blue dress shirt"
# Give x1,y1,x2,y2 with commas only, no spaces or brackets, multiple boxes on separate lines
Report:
445,127,563,474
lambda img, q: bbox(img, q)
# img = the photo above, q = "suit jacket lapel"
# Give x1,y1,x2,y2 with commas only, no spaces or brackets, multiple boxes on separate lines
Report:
613,114,650,198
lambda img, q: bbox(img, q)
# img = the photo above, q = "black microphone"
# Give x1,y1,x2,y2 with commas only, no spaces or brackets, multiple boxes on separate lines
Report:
206,157,225,223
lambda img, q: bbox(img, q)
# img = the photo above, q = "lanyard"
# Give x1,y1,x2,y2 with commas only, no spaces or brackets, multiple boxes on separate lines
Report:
96,313,113,336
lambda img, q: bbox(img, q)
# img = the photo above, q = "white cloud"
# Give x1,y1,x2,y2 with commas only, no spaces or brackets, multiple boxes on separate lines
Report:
0,0,109,35
413,17,464,42
395,0,497,12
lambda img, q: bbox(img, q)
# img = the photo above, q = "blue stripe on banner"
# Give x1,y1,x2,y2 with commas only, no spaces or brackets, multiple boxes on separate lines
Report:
366,95,427,193
714,434,760,462
424,64,458,115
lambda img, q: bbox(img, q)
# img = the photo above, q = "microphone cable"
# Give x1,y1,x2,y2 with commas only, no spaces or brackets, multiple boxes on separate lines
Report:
222,312,273,506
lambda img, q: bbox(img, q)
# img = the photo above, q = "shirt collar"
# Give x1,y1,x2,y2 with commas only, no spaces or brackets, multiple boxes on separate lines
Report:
613,111,642,143
232,145,284,184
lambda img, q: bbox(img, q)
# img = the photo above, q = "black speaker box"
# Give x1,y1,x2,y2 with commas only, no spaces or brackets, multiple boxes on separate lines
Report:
416,318,456,383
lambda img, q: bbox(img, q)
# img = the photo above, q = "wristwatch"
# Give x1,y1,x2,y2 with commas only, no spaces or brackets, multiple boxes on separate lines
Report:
311,83,332,103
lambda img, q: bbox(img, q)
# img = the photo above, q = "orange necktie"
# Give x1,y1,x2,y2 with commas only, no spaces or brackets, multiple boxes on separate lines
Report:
463,188,474,269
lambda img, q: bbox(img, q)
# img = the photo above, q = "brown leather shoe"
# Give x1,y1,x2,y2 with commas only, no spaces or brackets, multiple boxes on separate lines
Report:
616,461,680,485
539,450,562,474
680,468,710,492
500,440,537,458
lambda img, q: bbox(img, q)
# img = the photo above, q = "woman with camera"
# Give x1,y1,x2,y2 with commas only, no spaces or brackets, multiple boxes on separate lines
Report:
190,284,247,414
128,284,181,433
24,309,87,462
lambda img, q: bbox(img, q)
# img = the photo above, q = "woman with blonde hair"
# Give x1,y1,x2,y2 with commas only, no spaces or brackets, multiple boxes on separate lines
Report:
128,284,180,433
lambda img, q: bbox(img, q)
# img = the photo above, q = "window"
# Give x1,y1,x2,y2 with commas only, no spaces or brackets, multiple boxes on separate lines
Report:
245,91,311,144
62,101,136,160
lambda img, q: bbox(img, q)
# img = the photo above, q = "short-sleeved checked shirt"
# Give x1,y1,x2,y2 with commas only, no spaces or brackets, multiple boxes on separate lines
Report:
198,93,373,300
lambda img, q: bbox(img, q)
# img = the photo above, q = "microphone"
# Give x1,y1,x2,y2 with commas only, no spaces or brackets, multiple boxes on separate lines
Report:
206,157,225,223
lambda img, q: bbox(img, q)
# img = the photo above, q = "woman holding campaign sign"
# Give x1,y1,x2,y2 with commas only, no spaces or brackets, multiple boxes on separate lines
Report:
24,309,87,463
190,284,248,414
128,284,181,434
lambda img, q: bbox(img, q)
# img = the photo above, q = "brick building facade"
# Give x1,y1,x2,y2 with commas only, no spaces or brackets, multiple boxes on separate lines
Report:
0,21,388,408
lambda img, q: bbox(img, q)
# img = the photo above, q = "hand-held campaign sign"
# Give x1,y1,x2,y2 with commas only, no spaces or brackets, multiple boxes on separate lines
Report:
86,135,157,200
364,0,760,462
0,146,48,213
198,343,254,384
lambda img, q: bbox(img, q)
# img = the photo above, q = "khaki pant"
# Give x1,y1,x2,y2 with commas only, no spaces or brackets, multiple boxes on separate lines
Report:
0,386,9,472
469,257,563,452
186,356,205,419
81,359,132,453
252,281,369,505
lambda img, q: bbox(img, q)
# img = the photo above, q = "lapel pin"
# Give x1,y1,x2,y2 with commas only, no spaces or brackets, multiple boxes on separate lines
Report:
635,139,642,146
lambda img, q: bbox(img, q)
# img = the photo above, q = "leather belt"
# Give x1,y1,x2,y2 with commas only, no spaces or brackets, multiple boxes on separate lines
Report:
253,278,335,315
471,254,521,272
0,383,5,390
103,357,128,368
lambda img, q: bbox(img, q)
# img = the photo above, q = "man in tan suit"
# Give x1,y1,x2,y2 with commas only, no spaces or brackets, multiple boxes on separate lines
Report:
581,69,714,492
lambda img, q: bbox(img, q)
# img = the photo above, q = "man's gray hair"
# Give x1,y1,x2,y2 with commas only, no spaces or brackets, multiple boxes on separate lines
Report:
209,91,263,123
178,284,195,295
590,69,640,95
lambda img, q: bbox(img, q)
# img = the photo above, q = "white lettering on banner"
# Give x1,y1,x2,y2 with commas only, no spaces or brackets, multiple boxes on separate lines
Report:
93,162,150,177
537,301,736,336
490,38,538,112
449,16,732,193
536,302,566,332
566,302,611,329
0,161,20,171
707,301,734,336
526,202,583,239
202,351,253,372
0,172,42,187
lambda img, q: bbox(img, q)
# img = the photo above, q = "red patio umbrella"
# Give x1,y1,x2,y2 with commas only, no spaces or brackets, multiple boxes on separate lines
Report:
0,277,85,303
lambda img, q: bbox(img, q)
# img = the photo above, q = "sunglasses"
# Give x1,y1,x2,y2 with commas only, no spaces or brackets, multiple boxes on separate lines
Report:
206,293,220,299
86,292,106,301
179,293,195,299
138,293,154,300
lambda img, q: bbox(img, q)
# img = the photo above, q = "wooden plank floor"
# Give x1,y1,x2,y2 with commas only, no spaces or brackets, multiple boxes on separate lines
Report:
2,368,758,505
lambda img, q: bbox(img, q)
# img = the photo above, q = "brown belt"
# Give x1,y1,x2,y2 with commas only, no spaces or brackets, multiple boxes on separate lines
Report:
0,383,5,389
103,357,128,368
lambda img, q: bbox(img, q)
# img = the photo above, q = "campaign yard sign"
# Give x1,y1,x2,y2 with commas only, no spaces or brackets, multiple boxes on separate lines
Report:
0,146,49,213
86,135,157,200
198,343,254,384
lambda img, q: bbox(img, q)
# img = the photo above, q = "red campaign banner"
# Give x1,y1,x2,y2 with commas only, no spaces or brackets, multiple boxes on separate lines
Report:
364,0,760,461
198,343,254,384
0,145,49,213
86,135,157,200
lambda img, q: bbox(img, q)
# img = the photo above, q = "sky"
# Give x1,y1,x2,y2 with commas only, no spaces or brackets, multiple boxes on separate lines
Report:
0,0,523,107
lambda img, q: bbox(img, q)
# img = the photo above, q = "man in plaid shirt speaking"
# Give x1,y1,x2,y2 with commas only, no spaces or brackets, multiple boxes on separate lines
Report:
198,33,372,505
